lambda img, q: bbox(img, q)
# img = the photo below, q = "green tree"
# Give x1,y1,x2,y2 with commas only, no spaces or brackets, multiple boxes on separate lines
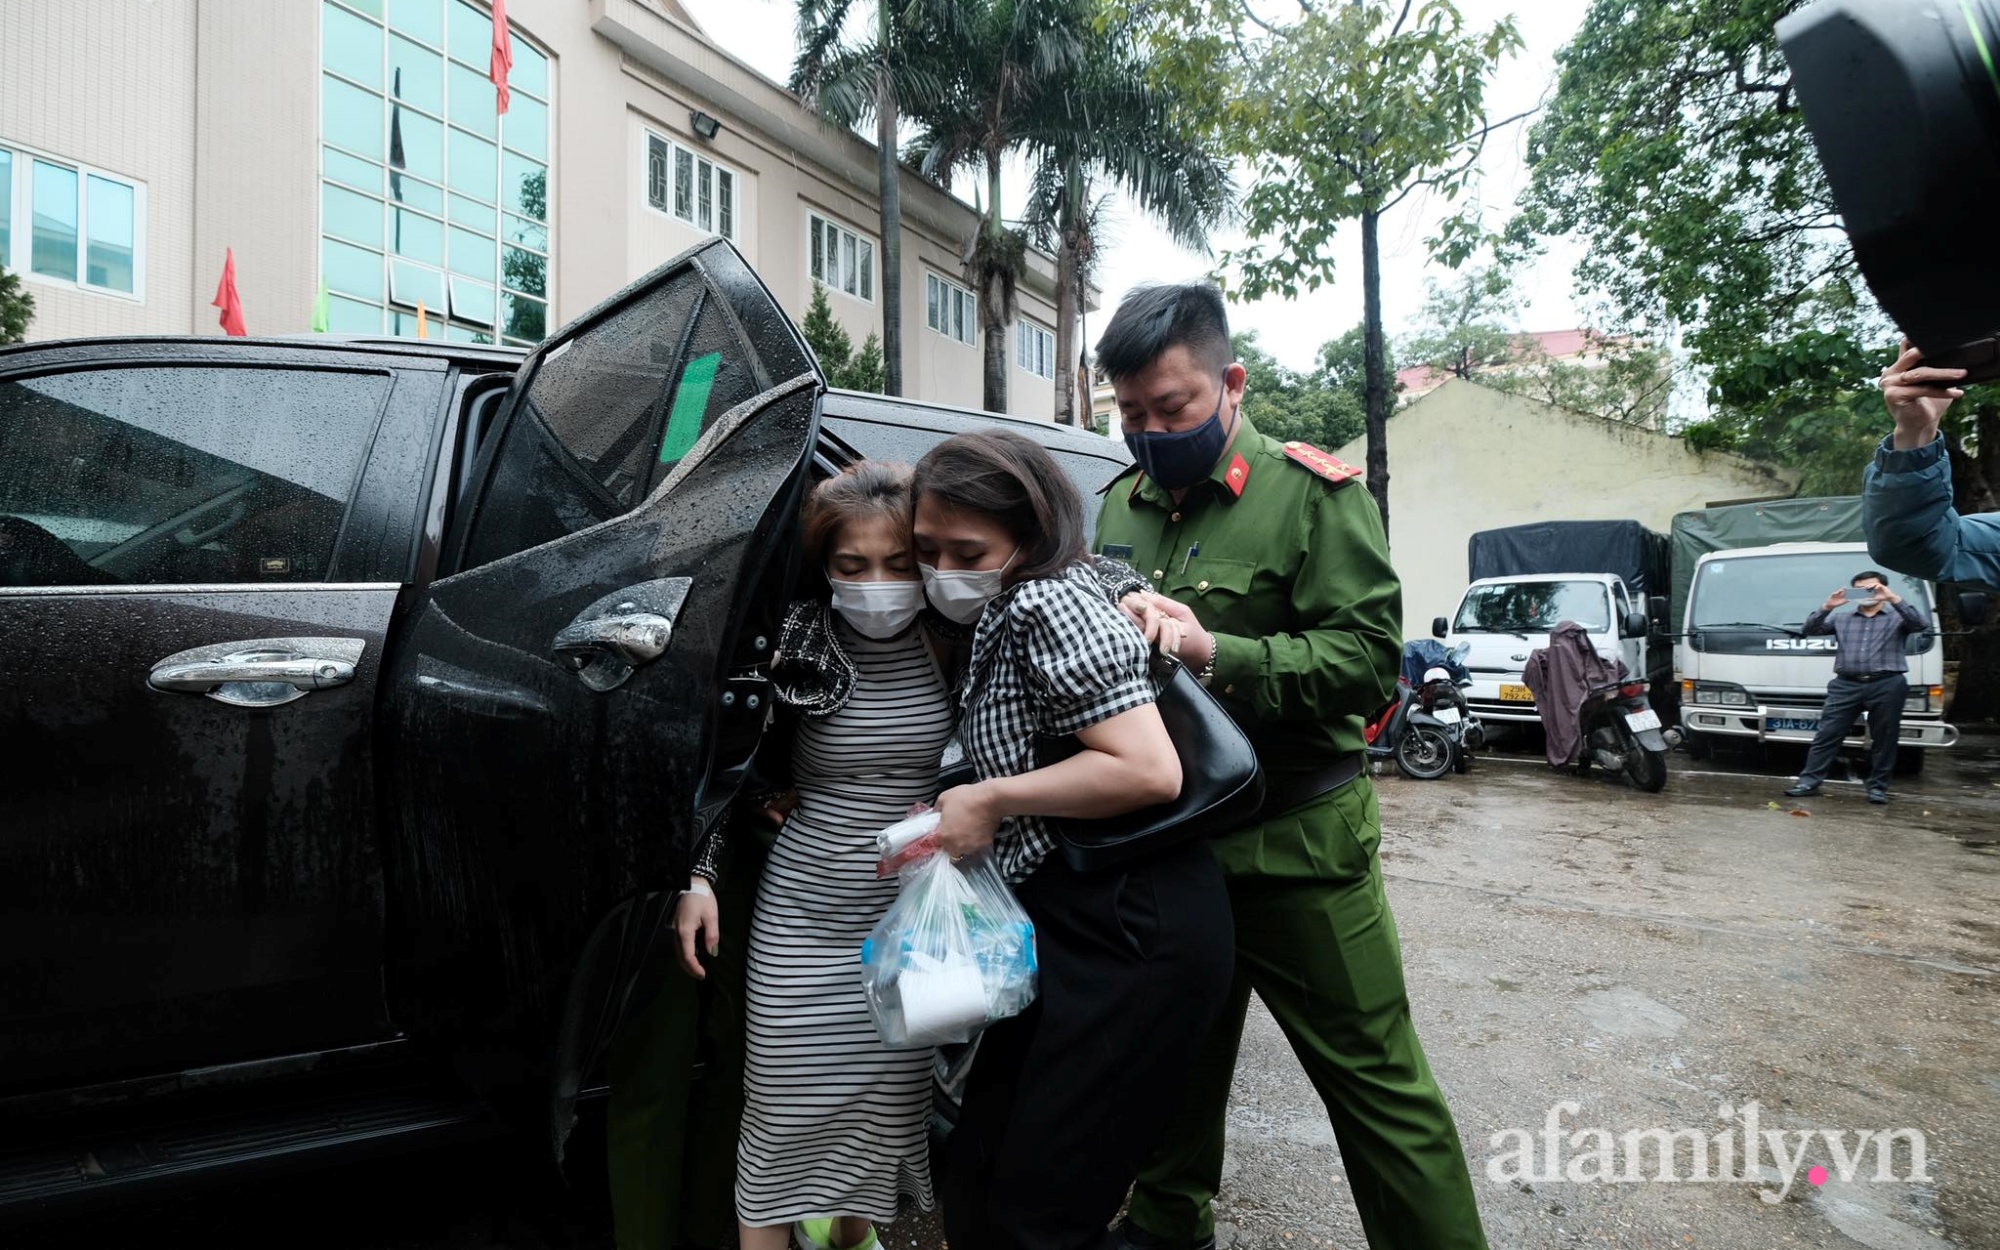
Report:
1503,0,1994,508
794,0,961,396
0,265,33,345
802,281,888,392
1232,328,1372,453
1505,0,1861,390
843,330,889,392
1484,334,1676,430
1398,266,1675,426
905,0,1093,413
1123,0,1523,537
1401,266,1522,382
1500,0,2000,714
1019,20,1232,426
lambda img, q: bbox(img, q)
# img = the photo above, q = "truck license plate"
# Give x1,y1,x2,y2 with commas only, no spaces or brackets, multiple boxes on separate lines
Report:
1624,709,1661,732
1500,684,1534,703
1768,716,1818,732
1434,706,1462,724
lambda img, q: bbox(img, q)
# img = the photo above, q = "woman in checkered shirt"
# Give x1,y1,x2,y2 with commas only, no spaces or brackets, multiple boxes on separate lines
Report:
911,429,1236,1250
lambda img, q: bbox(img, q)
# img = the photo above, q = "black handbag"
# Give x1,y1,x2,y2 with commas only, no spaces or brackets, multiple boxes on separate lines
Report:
1035,652,1265,873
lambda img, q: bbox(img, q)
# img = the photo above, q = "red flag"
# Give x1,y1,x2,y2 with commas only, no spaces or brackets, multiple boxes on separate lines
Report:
212,248,247,337
490,0,512,116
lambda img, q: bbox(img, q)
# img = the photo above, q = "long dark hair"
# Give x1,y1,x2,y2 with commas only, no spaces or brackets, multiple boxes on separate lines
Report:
911,430,1088,586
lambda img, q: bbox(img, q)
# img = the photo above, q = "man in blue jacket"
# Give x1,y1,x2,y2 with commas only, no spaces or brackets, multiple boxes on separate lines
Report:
1864,344,2000,588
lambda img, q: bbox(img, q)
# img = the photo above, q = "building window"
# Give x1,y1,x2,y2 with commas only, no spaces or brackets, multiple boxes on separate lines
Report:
645,133,738,240
808,212,873,302
1016,320,1054,379
0,142,144,298
319,0,552,345
926,272,975,346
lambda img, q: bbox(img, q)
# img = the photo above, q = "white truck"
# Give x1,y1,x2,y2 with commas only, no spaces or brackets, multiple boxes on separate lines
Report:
1433,521,1673,728
1675,540,1955,770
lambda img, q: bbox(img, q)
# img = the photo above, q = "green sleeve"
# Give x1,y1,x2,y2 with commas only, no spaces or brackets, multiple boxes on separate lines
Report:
1208,481,1403,724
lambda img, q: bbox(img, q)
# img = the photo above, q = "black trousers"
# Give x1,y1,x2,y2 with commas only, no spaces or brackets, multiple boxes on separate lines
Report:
942,840,1236,1250
1797,673,1908,789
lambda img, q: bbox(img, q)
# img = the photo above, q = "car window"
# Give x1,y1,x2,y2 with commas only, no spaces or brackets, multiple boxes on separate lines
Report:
1454,580,1612,633
0,365,392,588
460,270,768,569
822,414,1128,538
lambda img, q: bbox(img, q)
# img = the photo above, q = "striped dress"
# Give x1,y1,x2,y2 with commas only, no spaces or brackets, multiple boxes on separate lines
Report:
735,620,957,1227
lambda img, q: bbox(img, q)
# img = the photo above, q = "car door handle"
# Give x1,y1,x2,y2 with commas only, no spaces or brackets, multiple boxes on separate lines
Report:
554,577,693,692
149,637,366,708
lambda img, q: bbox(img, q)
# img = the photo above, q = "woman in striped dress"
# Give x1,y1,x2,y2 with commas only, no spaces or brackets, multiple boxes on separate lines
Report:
673,461,958,1250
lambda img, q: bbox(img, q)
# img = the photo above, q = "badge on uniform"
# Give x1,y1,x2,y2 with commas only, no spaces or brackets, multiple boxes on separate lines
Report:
1099,543,1134,561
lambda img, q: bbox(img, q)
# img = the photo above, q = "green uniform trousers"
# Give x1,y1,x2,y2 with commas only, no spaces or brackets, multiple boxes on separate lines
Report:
1127,781,1488,1250
605,826,769,1250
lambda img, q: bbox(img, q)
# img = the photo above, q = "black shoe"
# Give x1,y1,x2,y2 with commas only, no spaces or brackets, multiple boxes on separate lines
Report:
1867,787,1889,805
1111,1221,1217,1250
1783,782,1821,798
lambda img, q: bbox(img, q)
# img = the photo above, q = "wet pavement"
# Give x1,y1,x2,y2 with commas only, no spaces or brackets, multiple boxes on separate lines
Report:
16,734,2000,1249
1205,730,2000,1250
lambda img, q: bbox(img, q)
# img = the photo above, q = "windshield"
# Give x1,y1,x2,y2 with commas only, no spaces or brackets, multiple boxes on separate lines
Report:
1690,552,1932,630
1453,580,1610,633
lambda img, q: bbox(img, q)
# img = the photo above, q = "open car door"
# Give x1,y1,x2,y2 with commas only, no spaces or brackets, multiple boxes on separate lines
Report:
380,239,821,1154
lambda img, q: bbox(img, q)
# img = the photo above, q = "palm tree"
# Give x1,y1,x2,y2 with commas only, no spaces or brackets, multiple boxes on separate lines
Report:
1020,45,1232,426
792,0,955,397
904,0,1094,413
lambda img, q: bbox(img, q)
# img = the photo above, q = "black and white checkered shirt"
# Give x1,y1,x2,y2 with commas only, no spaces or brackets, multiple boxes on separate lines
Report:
961,562,1157,883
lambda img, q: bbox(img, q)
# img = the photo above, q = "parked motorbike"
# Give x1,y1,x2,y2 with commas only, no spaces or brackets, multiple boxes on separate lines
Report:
1574,678,1675,792
1412,643,1483,774
1365,642,1478,780
1524,621,1676,792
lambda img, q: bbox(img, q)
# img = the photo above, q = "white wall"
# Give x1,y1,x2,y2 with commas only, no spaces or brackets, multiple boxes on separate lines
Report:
1332,380,1799,641
6,0,1071,420
1,0,199,339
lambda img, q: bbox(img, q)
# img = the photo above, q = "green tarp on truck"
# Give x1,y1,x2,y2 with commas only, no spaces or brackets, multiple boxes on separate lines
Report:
1668,496,1864,627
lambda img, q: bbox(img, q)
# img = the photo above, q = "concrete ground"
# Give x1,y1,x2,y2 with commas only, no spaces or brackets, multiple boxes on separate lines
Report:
18,735,1998,1249
1182,731,2000,1250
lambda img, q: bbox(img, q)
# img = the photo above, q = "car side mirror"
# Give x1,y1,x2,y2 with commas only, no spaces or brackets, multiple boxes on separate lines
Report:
1432,616,1449,639
1622,610,1650,639
1959,590,1992,628
1649,595,1669,625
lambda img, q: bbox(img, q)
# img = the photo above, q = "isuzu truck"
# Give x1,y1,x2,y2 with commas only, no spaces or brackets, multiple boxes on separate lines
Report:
1671,498,1955,770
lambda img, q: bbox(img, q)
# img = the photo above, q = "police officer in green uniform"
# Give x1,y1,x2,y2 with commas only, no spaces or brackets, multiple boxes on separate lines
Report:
1091,283,1488,1250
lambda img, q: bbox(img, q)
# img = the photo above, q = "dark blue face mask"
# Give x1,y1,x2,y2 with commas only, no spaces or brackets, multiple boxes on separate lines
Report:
1124,379,1232,490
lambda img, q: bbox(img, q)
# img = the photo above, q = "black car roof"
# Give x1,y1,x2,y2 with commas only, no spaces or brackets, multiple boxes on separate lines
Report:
0,334,1129,461
0,333,527,370
821,388,1129,462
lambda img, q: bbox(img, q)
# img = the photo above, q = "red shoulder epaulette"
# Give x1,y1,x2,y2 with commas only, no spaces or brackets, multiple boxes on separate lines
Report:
1281,441,1362,486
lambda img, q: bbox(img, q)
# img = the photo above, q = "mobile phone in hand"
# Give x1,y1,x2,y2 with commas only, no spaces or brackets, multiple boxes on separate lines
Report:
1830,587,1848,602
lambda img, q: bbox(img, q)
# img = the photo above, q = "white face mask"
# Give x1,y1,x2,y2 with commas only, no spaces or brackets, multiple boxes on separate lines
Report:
920,547,1019,625
829,577,925,639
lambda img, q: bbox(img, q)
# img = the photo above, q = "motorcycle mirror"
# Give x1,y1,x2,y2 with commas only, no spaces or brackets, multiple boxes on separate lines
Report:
1431,616,1449,639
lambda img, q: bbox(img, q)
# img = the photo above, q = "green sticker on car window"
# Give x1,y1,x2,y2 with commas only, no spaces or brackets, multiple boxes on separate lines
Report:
659,351,722,464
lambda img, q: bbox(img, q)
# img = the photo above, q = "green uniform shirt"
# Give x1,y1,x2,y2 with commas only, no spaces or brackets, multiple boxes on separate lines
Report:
1094,418,1403,877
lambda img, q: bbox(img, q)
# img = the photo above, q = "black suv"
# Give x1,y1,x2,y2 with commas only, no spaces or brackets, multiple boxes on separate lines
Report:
0,239,1129,1215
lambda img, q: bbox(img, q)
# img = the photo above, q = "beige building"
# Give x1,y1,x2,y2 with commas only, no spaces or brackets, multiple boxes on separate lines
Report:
1334,380,1799,641
0,0,1080,421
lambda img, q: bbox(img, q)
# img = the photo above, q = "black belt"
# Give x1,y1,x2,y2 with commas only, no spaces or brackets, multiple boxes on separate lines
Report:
1836,671,1904,682
1257,753,1365,819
